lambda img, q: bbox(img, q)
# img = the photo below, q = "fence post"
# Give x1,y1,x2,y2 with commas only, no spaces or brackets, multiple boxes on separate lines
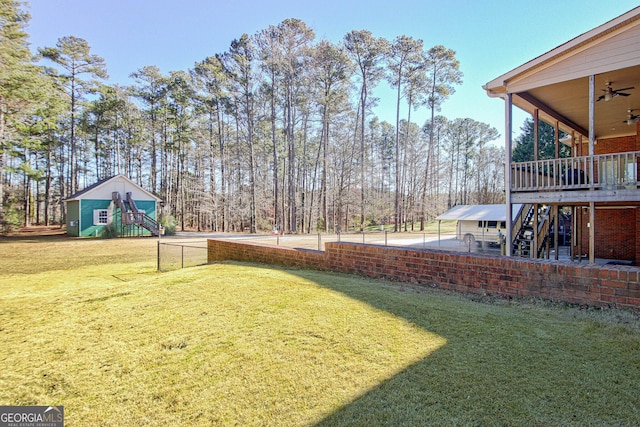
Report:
181,245,184,269
385,230,388,246
362,232,365,244
318,233,321,251
157,240,161,272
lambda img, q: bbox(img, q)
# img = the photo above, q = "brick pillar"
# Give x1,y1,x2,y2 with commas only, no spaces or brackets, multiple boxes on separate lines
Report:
636,208,640,266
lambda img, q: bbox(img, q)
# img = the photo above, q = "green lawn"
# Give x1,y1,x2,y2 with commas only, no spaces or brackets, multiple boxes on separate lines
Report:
1,234,639,426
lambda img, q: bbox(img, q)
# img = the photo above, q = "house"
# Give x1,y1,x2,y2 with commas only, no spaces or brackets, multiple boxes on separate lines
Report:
484,6,640,264
64,175,162,237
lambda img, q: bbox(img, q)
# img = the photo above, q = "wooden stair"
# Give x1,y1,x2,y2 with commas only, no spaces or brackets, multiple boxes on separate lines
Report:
511,204,556,258
112,192,161,236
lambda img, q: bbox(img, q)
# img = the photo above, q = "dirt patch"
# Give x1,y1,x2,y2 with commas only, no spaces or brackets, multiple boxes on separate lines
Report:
2,225,67,238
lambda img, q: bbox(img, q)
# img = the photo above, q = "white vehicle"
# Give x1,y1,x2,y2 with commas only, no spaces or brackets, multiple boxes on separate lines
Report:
457,218,506,247
437,204,522,247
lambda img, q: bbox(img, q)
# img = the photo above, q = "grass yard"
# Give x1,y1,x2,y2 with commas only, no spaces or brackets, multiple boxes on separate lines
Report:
1,234,640,426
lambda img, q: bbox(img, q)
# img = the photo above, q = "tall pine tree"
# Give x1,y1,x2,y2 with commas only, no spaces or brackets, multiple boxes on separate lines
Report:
0,0,50,226
512,117,570,162
39,36,108,195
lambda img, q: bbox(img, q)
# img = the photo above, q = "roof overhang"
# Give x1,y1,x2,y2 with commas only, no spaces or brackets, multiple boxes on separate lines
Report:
436,204,522,221
484,6,640,140
65,174,162,202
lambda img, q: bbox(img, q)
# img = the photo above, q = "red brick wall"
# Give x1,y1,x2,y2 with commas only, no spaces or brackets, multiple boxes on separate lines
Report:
594,134,639,154
637,208,640,264
207,239,326,269
578,208,638,262
208,239,640,310
574,128,640,263
596,208,636,260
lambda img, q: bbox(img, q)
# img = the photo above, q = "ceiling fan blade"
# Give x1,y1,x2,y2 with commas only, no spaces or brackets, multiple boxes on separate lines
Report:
618,92,631,97
596,94,605,101
615,86,635,91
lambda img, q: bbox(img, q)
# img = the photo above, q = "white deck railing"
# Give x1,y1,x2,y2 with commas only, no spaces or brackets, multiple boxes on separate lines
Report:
511,151,640,192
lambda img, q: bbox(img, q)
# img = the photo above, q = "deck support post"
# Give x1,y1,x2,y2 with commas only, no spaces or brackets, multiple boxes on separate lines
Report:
553,205,559,260
505,93,513,256
588,74,596,264
589,202,595,264
533,203,538,258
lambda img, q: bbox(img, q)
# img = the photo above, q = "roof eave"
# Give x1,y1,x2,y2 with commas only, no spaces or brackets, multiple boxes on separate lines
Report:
64,174,162,203
484,6,640,94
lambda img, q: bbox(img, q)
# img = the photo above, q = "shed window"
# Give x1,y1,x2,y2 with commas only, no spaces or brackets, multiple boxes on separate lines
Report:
487,221,498,228
93,209,109,225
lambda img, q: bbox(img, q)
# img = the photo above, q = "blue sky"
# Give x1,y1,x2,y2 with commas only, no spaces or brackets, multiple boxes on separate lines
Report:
25,0,640,146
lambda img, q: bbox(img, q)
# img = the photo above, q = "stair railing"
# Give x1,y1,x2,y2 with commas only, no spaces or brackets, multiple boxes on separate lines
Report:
535,206,555,258
511,204,533,254
111,191,160,235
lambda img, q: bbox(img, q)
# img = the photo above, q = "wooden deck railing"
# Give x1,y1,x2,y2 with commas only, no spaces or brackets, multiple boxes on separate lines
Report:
511,151,640,192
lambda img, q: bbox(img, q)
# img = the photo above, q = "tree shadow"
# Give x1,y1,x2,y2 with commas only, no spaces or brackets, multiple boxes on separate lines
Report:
0,226,68,242
0,231,158,275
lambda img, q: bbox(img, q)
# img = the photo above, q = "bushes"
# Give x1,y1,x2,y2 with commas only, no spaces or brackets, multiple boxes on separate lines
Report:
158,214,176,236
101,213,171,238
101,222,119,238
0,205,23,235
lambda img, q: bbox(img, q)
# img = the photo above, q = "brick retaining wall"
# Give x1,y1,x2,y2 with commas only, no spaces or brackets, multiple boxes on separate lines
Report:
208,238,640,310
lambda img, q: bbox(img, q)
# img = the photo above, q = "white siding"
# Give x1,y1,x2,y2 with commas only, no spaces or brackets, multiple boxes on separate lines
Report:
507,22,640,93
77,175,159,202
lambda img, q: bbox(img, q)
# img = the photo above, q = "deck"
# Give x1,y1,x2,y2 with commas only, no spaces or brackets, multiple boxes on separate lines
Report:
510,150,640,204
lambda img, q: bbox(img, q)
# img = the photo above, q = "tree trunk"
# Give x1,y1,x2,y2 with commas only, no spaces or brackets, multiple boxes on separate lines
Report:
45,140,52,226
286,84,296,233
151,105,157,193
360,83,366,232
247,98,257,234
270,78,280,232
321,106,328,232
0,97,5,222
70,74,78,194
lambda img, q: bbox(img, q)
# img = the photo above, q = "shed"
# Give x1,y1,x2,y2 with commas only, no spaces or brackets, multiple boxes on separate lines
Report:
64,175,162,237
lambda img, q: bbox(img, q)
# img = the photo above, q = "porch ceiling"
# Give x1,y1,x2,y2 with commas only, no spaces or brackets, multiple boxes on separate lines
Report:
512,65,640,140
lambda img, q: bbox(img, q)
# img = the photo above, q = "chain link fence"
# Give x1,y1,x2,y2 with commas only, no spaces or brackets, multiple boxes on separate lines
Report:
157,240,209,271
242,230,466,252
156,229,575,272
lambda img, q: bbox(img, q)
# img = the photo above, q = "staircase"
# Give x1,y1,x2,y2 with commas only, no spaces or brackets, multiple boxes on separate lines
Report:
536,206,555,258
511,204,556,258
112,192,161,236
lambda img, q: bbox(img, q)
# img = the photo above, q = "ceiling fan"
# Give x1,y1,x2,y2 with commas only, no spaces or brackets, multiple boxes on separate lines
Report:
597,81,635,102
623,109,639,125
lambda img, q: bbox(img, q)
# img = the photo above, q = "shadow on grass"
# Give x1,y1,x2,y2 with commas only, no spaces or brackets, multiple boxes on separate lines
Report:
0,232,159,275
263,266,640,426
0,228,68,242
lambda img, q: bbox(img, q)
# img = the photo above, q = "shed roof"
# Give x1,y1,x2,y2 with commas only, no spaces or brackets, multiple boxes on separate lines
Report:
65,174,162,202
436,204,522,221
